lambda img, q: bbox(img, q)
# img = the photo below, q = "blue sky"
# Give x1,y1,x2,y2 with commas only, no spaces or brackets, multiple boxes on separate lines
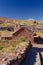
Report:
0,0,43,20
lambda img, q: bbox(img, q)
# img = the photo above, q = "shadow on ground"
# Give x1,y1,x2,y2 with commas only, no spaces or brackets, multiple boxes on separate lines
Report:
39,52,43,65
21,47,43,65
34,36,43,44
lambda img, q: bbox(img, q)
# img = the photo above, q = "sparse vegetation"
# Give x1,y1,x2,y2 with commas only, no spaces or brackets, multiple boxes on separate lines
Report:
0,46,4,50
0,17,38,26
0,40,19,52
19,36,26,42
0,39,27,52
36,32,43,38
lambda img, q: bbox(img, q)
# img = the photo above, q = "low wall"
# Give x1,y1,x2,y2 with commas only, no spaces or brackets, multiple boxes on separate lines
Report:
0,42,32,65
7,42,32,65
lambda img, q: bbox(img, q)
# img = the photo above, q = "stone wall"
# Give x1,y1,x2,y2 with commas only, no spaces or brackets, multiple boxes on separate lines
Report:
0,42,32,65
7,42,32,65
12,27,34,43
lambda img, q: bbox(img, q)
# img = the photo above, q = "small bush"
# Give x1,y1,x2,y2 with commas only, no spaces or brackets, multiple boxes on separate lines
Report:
0,46,4,50
19,36,26,42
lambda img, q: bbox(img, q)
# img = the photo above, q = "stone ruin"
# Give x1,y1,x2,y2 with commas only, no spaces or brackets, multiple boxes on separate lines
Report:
0,42,32,65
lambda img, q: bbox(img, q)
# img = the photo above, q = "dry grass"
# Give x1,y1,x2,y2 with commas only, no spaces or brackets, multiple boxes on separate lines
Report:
0,40,19,52
0,22,14,27
13,20,37,25
0,17,38,26
36,32,43,38
0,38,27,53
0,20,37,27
0,31,13,37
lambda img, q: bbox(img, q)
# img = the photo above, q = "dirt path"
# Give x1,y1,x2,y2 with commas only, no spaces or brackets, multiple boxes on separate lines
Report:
21,44,43,65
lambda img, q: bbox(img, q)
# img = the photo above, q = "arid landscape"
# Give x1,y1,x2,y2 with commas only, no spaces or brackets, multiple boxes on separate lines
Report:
0,17,43,65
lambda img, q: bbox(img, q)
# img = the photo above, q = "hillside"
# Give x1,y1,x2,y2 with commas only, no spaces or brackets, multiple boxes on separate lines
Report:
0,17,43,38
0,17,38,26
0,17,43,65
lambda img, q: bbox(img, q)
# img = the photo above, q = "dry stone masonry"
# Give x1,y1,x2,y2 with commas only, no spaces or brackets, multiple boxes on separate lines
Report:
0,42,32,65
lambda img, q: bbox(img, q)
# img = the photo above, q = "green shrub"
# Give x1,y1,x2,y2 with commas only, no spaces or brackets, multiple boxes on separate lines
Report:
19,36,26,42
0,46,4,50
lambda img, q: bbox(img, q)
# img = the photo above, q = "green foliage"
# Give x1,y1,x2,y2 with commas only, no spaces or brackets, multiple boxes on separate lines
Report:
19,36,26,42
0,39,26,52
33,21,38,25
0,40,19,47
0,40,20,52
0,46,4,50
